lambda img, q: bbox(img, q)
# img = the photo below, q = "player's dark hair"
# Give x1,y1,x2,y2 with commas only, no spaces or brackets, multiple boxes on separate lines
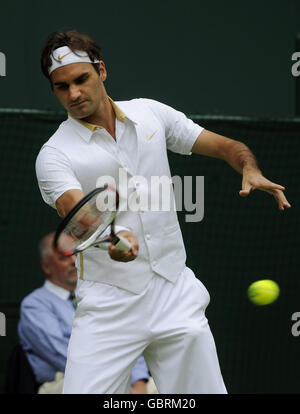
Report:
40,30,102,82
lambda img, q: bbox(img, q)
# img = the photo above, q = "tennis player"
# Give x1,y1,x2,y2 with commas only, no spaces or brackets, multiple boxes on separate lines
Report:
36,30,291,394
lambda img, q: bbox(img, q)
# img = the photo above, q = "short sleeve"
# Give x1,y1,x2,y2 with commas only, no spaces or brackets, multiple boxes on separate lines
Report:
140,99,204,154
35,146,83,209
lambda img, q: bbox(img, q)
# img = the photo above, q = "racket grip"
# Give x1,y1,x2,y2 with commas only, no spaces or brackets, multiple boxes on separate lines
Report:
114,235,132,251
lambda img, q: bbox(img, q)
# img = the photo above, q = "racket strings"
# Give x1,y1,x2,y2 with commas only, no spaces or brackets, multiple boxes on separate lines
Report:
56,191,117,255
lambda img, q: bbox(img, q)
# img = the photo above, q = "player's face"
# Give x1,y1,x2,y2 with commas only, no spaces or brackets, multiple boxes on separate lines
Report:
51,62,107,119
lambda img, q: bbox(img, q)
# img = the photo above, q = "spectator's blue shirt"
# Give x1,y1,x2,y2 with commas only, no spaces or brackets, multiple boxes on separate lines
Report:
18,281,149,385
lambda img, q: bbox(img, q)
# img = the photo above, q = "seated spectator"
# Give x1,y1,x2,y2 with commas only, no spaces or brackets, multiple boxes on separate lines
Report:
18,232,152,394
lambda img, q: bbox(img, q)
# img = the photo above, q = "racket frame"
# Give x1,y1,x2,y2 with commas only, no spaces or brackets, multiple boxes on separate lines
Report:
53,185,123,255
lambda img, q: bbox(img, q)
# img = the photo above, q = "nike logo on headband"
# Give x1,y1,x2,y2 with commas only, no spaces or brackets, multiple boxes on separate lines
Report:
58,51,72,60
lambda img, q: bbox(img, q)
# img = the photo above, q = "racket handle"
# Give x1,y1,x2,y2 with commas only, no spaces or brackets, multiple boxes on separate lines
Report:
114,235,132,251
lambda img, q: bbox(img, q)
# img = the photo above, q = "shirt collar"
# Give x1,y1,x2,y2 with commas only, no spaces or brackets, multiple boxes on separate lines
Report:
68,97,136,143
44,280,72,300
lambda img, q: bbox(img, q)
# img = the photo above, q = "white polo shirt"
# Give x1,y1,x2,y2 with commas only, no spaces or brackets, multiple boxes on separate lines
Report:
36,98,203,294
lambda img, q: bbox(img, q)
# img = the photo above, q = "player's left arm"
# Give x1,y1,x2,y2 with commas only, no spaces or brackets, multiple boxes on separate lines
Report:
191,129,291,211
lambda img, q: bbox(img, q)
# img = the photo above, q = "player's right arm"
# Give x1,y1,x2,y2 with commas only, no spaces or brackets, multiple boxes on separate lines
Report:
36,148,138,261
55,189,85,218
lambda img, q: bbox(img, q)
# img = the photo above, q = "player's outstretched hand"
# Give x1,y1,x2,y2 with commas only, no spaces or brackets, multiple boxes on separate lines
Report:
239,168,291,211
108,231,139,262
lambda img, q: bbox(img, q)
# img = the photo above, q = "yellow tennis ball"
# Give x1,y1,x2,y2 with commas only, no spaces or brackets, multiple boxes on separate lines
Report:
247,279,280,305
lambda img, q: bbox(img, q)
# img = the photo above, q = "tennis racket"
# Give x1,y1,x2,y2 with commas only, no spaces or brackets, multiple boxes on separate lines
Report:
53,184,132,257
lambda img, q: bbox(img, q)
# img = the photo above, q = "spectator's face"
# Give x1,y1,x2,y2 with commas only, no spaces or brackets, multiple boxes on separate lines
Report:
43,249,77,289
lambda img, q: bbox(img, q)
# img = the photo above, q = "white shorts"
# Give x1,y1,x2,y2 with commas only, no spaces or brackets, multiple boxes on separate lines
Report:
63,267,227,394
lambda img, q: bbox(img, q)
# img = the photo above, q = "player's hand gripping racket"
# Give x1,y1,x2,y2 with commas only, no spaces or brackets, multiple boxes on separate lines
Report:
53,185,131,256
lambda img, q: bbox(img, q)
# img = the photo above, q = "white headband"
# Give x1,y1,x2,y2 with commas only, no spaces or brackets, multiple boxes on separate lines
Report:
48,46,99,75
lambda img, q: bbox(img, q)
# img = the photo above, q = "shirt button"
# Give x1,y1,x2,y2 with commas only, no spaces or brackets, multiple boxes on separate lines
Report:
152,260,157,267
146,234,151,240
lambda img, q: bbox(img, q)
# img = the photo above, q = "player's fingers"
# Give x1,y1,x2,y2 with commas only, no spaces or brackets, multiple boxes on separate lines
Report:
239,182,253,197
115,231,139,257
261,181,285,192
125,234,139,256
108,244,138,262
264,188,291,210
279,201,291,210
128,237,139,256
240,178,286,197
273,190,291,210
